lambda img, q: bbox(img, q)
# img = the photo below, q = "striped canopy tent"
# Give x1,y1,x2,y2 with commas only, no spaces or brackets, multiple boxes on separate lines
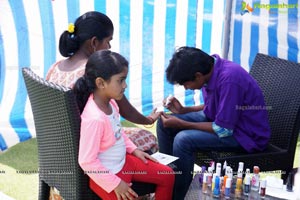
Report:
0,0,299,151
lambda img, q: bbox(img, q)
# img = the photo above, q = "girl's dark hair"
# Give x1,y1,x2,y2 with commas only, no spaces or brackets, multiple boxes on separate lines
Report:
166,46,214,85
59,11,114,57
73,50,128,113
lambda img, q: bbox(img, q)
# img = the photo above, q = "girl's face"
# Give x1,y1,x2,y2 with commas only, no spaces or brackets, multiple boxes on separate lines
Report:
96,34,113,50
104,67,128,100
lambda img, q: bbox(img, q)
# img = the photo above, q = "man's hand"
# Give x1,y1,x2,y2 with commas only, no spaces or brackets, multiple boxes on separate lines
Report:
160,113,184,128
163,96,185,114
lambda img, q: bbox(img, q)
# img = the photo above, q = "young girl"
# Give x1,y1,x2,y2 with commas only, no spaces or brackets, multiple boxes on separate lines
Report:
73,50,175,200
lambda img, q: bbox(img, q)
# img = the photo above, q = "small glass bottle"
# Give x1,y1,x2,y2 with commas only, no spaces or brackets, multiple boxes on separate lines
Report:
213,175,221,198
202,173,208,194
235,176,243,198
219,176,224,194
259,179,266,198
224,177,232,199
251,166,260,191
222,173,228,194
207,167,213,188
199,166,206,186
211,173,217,191
244,168,251,180
236,166,243,194
243,175,251,195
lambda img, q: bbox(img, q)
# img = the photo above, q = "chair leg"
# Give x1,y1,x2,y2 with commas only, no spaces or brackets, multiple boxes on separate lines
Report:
281,168,293,184
282,168,298,185
39,179,50,200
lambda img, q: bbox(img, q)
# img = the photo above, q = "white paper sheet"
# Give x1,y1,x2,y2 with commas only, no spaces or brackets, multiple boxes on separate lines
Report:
151,152,179,165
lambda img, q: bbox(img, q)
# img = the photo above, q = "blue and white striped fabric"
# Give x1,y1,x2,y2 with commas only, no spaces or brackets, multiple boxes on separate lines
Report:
228,0,300,70
1,0,299,151
0,0,226,150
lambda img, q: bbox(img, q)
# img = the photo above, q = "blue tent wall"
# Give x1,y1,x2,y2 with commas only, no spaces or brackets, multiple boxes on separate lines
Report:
228,0,300,70
0,0,299,151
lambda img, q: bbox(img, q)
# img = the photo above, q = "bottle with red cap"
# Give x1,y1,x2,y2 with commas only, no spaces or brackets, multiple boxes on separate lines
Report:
251,166,260,191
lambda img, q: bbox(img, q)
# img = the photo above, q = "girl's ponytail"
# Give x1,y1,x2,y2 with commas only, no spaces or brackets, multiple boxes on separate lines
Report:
59,31,80,57
73,76,95,113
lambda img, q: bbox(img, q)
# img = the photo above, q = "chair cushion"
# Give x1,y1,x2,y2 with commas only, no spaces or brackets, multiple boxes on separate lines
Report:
123,127,159,154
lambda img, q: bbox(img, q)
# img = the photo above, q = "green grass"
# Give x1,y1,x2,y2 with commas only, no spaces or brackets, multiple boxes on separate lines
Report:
295,139,300,168
0,139,38,200
0,138,38,171
0,126,299,200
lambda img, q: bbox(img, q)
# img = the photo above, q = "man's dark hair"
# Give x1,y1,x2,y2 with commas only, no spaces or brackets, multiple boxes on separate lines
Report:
166,46,214,85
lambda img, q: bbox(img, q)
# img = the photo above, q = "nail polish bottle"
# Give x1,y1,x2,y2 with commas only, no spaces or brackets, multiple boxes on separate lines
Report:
243,175,251,195
207,167,213,188
213,175,221,198
224,177,232,199
235,176,243,198
202,173,208,194
211,173,217,191
259,179,266,198
251,166,260,191
199,166,206,186
222,174,228,194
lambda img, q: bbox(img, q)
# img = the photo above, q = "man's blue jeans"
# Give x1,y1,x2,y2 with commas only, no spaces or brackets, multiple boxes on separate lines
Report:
157,111,244,200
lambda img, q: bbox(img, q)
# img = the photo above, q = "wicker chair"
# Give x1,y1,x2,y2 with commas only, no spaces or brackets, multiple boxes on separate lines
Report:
195,53,300,181
22,67,155,200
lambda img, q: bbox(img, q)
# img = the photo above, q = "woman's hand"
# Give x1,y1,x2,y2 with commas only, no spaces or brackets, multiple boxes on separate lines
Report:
163,96,185,114
114,180,138,200
146,108,162,124
132,149,158,164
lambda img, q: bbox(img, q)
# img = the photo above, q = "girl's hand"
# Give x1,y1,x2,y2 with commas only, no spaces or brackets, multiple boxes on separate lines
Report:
163,96,185,114
132,149,158,164
114,180,138,200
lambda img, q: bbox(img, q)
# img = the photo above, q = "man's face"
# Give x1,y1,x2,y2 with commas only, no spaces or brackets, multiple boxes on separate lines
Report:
182,72,206,90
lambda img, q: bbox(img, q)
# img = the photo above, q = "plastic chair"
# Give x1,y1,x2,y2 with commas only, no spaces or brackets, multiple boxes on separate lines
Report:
195,53,300,181
22,67,155,200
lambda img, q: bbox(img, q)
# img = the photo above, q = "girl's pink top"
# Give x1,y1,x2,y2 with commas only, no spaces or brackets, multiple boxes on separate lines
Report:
78,94,137,193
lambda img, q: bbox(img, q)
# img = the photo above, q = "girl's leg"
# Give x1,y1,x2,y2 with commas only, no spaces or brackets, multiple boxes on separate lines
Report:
90,178,119,200
90,154,175,200
120,154,175,200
